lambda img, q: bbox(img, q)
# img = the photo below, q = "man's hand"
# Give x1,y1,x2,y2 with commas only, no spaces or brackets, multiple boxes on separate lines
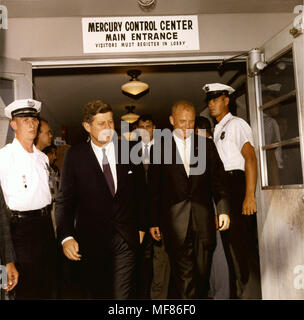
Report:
150,227,162,241
139,231,145,244
5,262,19,291
218,214,230,231
62,238,82,261
242,195,257,215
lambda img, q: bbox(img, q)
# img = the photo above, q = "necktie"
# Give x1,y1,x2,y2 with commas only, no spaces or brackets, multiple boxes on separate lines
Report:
183,140,190,176
102,148,115,197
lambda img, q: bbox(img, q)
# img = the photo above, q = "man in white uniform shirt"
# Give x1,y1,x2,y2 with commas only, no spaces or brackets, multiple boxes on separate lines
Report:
0,99,57,299
203,83,261,299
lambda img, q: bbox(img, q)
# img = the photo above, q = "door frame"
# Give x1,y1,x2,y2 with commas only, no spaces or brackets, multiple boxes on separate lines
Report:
0,57,33,147
247,22,304,299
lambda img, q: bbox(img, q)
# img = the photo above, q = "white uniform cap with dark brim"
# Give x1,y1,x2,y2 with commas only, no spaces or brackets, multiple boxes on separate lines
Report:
202,83,235,101
4,99,41,119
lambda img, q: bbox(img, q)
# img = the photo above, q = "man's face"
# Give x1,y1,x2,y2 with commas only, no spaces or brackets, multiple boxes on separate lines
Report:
137,120,155,143
208,95,229,121
83,111,115,146
11,116,39,142
38,121,53,149
169,106,195,139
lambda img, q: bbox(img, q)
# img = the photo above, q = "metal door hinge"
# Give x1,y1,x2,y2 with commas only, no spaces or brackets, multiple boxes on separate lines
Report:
290,6,304,38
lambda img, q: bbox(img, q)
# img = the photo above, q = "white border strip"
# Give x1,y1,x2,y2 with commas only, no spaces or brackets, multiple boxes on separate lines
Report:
25,54,247,69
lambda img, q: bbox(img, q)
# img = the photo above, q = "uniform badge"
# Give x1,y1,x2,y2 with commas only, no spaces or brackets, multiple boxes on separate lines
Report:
22,175,27,188
220,131,225,140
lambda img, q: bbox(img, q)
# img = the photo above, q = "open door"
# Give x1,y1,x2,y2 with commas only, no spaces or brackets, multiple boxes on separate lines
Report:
0,57,33,148
247,19,304,299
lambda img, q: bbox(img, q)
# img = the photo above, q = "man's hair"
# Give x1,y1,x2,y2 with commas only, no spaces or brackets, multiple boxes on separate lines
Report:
171,100,195,116
82,99,112,123
195,116,211,130
137,114,155,125
42,143,57,155
195,116,212,136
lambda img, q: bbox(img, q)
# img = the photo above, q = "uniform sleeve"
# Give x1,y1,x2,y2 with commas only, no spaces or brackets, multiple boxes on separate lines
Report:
231,118,255,151
0,185,16,265
0,146,10,187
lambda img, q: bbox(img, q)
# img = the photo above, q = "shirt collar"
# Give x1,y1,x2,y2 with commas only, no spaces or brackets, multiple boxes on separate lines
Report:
142,138,154,148
13,138,38,156
91,140,114,154
173,131,192,145
216,112,232,128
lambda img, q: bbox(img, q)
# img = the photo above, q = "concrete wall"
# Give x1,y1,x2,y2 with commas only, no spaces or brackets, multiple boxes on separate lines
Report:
0,13,296,60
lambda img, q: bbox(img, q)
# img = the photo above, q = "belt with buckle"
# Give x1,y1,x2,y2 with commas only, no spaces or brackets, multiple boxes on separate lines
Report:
10,206,50,219
226,169,244,176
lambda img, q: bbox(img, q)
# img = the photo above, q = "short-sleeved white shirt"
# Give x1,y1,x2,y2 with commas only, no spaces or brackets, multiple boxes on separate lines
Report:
0,138,52,211
213,112,254,171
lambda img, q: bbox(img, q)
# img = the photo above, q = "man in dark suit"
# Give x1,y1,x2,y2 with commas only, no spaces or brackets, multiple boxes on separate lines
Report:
136,114,171,299
149,100,230,299
0,186,19,295
55,100,146,299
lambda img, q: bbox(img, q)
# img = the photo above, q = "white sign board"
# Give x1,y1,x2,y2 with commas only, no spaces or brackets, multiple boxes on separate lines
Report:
82,16,200,53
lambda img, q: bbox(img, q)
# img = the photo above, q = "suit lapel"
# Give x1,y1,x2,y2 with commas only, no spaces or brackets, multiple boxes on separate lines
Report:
86,142,104,178
87,141,118,197
189,135,205,190
114,140,125,196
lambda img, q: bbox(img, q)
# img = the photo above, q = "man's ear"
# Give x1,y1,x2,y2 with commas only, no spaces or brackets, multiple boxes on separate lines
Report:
82,121,91,134
10,119,17,131
224,96,230,108
169,115,174,127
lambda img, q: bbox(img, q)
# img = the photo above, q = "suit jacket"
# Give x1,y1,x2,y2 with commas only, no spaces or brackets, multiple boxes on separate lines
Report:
149,134,230,249
0,186,16,265
55,140,147,254
138,143,154,231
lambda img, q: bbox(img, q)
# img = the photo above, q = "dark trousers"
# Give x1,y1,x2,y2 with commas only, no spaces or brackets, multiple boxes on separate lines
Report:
150,239,171,299
220,170,262,299
136,233,153,299
76,230,137,299
168,215,215,299
209,229,230,299
10,213,57,300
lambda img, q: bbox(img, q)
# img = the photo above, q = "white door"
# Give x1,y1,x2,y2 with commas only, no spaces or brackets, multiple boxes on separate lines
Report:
247,19,304,299
0,57,33,147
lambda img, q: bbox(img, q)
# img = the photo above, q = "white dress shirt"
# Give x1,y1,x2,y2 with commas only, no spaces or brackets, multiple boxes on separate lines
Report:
0,138,52,211
213,112,254,171
91,140,117,193
141,139,154,164
62,140,118,245
173,132,191,176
